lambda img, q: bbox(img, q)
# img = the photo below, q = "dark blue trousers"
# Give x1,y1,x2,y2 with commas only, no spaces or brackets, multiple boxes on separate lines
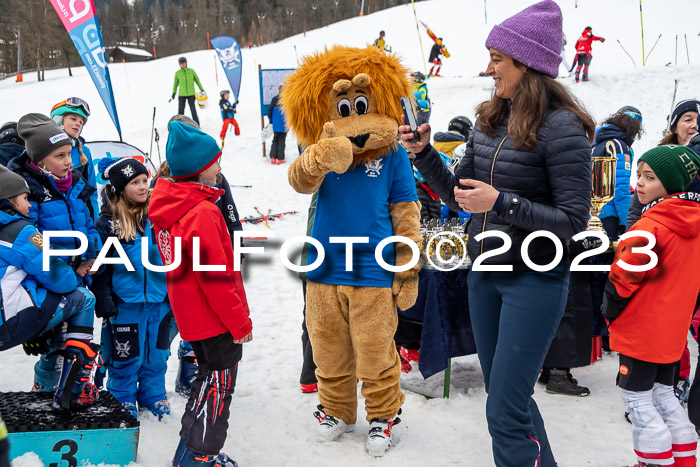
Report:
468,262,570,467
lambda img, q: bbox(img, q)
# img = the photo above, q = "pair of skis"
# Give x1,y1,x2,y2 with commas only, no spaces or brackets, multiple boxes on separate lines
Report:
242,208,298,228
420,21,450,58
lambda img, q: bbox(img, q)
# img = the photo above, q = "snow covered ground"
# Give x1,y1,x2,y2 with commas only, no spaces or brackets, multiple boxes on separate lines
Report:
1,0,700,465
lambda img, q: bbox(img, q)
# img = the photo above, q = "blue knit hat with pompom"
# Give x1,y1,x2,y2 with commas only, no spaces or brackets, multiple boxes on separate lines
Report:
98,156,149,195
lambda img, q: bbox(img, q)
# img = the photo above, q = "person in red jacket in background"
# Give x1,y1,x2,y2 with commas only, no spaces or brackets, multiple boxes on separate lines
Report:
574,26,605,83
149,121,252,467
603,145,700,467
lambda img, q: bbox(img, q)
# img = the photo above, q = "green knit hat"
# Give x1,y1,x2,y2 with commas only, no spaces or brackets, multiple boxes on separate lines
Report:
638,145,700,195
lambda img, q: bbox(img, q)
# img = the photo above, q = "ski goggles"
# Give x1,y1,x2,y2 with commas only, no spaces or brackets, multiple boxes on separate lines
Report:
51,97,91,117
623,111,642,123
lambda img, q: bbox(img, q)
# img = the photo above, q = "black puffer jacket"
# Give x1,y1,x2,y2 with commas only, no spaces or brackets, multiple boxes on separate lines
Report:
415,180,442,220
413,109,591,268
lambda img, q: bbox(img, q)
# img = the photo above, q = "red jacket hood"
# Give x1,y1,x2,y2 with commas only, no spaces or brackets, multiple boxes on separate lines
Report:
641,193,700,238
149,178,224,231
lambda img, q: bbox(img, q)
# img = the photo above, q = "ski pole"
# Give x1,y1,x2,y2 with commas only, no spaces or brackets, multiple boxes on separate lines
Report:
685,34,690,65
568,54,578,73
410,0,428,76
229,184,253,188
675,34,678,66
639,0,646,66
294,45,300,66
616,39,637,68
644,34,662,64
667,79,679,132
149,107,156,160
214,55,219,86
154,128,162,165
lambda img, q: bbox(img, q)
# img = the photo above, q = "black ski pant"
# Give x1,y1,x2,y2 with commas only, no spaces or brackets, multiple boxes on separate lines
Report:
179,332,242,456
178,95,200,126
300,282,317,385
270,132,287,160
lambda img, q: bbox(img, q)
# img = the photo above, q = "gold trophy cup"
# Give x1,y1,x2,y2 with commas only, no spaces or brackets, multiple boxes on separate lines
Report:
587,155,617,232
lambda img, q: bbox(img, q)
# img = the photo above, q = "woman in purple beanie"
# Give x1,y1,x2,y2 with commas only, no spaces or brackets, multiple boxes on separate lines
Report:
402,1,595,465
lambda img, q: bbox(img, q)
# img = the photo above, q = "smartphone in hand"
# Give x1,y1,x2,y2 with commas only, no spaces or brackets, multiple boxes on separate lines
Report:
400,97,418,142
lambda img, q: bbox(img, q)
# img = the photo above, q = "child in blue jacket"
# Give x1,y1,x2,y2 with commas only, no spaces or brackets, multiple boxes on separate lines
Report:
593,106,643,240
91,157,172,420
0,165,99,412
219,90,240,148
9,113,102,392
50,98,99,221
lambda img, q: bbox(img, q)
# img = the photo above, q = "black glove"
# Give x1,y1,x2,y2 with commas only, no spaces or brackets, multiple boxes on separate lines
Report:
95,297,118,320
171,93,176,100
22,332,52,356
601,281,630,323
580,236,603,250
570,235,604,256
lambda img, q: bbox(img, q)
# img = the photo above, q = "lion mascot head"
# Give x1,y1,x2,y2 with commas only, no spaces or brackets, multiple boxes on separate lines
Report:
280,45,410,167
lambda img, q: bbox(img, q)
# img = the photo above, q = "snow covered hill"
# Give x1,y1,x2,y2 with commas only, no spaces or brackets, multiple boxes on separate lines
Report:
2,0,700,465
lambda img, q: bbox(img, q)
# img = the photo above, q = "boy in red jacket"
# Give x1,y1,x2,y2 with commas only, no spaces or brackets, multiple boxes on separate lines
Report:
574,26,605,83
149,121,252,467
603,145,700,467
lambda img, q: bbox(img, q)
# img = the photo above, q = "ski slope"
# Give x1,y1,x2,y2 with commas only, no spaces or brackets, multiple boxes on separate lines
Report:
1,0,700,465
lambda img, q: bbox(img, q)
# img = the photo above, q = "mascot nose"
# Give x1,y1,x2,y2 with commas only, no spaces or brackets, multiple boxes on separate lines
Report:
348,133,370,148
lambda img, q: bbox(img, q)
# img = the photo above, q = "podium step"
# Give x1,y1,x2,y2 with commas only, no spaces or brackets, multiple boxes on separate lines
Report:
0,391,139,465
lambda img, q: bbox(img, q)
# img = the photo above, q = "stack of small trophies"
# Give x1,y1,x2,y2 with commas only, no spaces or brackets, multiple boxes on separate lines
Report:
419,218,471,270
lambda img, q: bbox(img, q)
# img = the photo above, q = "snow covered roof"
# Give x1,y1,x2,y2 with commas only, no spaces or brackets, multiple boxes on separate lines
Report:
112,46,153,58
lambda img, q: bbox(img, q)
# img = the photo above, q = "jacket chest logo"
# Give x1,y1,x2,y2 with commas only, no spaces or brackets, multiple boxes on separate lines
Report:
363,159,383,178
42,187,53,202
109,219,121,236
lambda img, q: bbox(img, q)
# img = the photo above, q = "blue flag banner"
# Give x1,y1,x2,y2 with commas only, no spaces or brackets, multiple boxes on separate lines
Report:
49,0,122,137
211,35,243,101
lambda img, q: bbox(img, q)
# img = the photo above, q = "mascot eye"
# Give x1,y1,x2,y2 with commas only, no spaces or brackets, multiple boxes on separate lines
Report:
354,96,369,115
337,99,352,117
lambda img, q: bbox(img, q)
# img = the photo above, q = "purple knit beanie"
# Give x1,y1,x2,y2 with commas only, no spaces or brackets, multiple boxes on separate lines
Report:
485,0,563,78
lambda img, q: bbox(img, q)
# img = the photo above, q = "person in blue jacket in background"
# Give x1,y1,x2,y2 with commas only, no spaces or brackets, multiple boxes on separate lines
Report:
267,85,288,164
593,105,643,240
0,164,99,412
91,157,172,420
9,113,102,392
50,98,99,221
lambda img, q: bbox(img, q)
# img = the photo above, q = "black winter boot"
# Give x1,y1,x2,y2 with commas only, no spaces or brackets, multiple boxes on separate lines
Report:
545,369,590,396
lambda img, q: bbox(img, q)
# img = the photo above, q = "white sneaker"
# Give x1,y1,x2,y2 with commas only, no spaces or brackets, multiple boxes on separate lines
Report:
313,405,353,441
365,415,402,457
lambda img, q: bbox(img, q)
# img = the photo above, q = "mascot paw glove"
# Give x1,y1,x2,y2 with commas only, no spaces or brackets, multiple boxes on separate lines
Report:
314,122,354,174
393,273,419,311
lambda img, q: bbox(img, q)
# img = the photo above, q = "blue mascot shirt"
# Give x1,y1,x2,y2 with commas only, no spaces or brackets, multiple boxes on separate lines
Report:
307,145,418,287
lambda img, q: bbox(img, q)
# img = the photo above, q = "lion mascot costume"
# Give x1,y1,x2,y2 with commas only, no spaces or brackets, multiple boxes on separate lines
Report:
282,46,421,457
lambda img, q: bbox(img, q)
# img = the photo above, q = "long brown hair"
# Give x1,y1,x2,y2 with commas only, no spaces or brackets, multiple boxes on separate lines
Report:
603,113,643,143
476,65,596,149
102,187,150,241
659,130,679,146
